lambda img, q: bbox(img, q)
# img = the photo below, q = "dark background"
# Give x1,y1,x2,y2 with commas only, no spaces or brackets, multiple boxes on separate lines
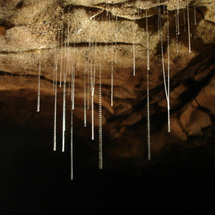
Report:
0,124,215,215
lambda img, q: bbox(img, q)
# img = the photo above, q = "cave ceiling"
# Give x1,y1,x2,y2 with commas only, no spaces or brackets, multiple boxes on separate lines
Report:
0,0,215,167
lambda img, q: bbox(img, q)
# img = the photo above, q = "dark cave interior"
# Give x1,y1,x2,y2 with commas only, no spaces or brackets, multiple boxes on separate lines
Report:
0,117,214,214
1,0,215,214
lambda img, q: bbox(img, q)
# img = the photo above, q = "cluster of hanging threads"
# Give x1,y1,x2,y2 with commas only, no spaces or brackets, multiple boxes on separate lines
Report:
34,1,197,179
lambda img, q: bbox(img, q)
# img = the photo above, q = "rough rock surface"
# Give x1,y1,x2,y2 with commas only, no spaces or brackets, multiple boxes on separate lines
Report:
0,0,215,168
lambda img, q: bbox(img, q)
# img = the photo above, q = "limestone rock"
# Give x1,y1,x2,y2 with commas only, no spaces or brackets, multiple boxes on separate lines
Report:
196,76,215,115
0,0,215,165
180,100,212,136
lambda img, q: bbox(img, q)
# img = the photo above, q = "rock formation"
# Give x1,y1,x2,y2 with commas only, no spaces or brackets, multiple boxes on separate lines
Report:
0,0,215,168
